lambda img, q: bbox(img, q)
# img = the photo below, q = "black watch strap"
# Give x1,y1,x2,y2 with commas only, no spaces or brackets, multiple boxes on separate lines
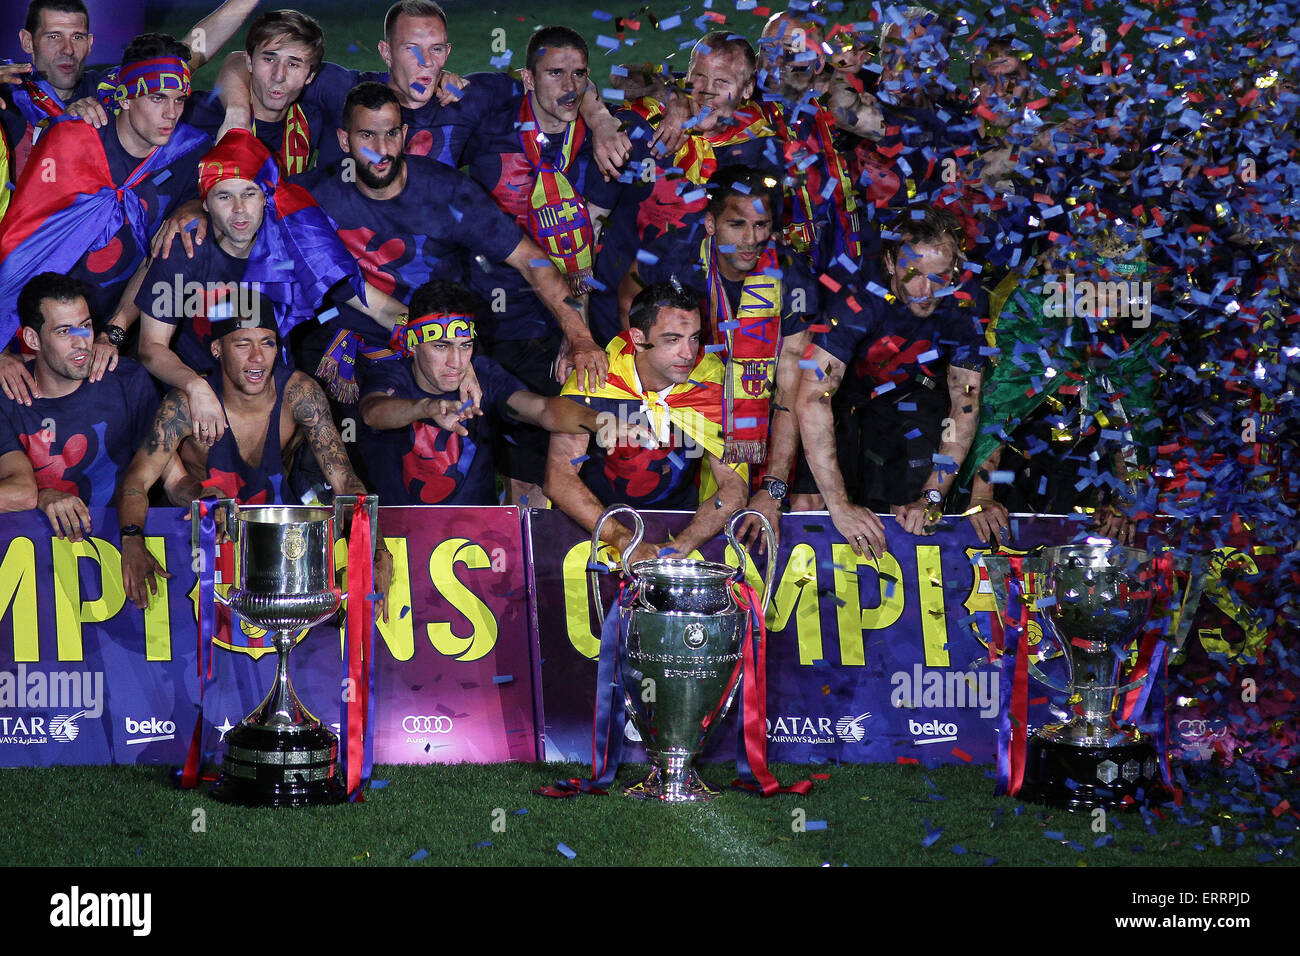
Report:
104,325,127,347
119,524,144,538
761,475,788,501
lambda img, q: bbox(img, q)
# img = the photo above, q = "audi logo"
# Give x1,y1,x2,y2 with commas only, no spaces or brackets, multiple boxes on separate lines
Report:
403,715,454,734
1177,719,1227,738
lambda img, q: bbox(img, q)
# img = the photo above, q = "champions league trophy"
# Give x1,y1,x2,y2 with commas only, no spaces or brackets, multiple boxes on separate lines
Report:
190,496,378,807
588,505,775,802
985,544,1203,810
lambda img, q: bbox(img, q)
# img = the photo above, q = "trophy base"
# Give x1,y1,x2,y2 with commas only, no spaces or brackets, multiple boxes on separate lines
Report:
1020,735,1163,812
624,765,719,803
209,722,346,808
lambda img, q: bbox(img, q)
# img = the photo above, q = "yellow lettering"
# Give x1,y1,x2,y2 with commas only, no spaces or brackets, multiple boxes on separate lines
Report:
724,541,823,665
562,539,603,660
142,536,172,661
915,545,949,666
52,537,126,661
832,544,904,666
335,537,414,661
0,537,38,661
426,537,499,662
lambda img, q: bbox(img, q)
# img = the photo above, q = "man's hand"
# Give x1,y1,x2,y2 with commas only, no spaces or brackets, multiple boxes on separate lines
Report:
38,488,93,541
650,95,691,154
0,353,37,405
217,104,253,141
589,109,632,181
736,490,782,554
122,536,173,610
966,495,1010,547
184,379,228,447
828,500,887,557
1094,505,1135,544
435,70,468,106
628,540,676,566
63,94,110,128
421,396,481,436
896,496,941,536
90,332,121,382
151,199,207,259
555,335,609,392
0,63,33,86
373,548,394,622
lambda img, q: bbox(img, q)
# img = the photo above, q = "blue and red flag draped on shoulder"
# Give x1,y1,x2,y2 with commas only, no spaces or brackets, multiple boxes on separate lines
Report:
199,128,365,339
0,116,208,345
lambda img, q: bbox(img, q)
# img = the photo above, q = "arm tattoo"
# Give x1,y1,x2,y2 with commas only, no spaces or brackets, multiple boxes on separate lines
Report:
146,390,192,454
287,375,364,493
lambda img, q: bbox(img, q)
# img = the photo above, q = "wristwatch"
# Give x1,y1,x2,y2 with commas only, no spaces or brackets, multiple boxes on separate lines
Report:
923,489,943,507
103,325,127,348
120,524,143,538
761,475,788,501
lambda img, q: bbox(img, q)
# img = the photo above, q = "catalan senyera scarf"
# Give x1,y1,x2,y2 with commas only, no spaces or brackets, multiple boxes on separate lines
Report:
254,102,312,175
629,97,774,185
700,238,783,464
519,95,594,295
757,99,861,262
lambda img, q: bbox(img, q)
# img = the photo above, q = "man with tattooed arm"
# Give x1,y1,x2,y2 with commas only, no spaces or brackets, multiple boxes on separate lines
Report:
113,300,393,611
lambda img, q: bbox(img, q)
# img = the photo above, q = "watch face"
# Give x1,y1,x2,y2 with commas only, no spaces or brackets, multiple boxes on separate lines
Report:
925,489,943,505
764,477,788,500
105,326,126,346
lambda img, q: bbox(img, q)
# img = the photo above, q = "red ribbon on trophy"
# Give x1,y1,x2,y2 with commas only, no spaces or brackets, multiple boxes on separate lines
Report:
343,498,376,801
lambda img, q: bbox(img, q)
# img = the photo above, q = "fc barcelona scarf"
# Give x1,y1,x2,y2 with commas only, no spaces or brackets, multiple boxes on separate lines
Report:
255,102,312,175
700,238,783,464
629,98,774,187
757,98,861,263
518,95,595,294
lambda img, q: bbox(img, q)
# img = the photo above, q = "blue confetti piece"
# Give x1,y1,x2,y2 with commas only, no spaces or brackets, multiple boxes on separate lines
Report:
471,840,492,848
513,808,529,815
153,169,171,184
596,35,620,50
592,9,613,20
734,417,758,429
805,820,828,831
409,82,427,95
317,307,339,324
409,848,429,861
557,842,577,859
399,605,411,619
412,46,426,65
602,88,625,102
635,249,660,265
369,779,389,789
359,146,383,164
704,344,727,353
493,675,513,684
659,14,682,29
67,327,92,339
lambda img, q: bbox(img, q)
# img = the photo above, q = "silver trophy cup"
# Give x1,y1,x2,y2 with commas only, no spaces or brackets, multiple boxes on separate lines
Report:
589,505,775,802
191,496,378,807
985,543,1202,810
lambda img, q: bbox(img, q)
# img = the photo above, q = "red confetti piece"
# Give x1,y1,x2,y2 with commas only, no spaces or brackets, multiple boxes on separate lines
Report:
1237,88,1261,108
818,274,842,293
952,747,973,763
1059,34,1082,52
812,773,831,780
845,296,862,313
897,756,919,765
752,6,770,16
1273,800,1291,818
806,323,830,333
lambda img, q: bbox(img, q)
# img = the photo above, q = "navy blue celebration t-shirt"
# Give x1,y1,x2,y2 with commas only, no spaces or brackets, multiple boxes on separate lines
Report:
0,356,158,506
358,353,525,505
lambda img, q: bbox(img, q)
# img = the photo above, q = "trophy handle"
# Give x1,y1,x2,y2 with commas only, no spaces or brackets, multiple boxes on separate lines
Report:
190,497,238,608
588,504,644,624
725,509,776,617
333,494,380,553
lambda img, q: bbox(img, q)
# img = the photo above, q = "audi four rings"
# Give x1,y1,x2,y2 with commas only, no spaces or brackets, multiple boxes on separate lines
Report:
402,715,454,733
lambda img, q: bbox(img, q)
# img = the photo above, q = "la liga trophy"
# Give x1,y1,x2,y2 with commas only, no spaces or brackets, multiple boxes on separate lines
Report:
588,505,775,802
985,543,1202,810
190,496,378,807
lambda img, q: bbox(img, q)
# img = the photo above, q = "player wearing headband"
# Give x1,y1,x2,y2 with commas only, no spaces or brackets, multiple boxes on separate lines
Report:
358,280,630,506
115,291,393,610
0,33,213,407
0,272,158,540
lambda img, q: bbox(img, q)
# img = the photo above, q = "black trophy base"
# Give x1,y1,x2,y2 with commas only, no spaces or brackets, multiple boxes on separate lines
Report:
209,722,347,808
1019,735,1162,812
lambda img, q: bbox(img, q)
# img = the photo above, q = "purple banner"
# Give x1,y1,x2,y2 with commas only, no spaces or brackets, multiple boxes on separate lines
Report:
0,506,537,767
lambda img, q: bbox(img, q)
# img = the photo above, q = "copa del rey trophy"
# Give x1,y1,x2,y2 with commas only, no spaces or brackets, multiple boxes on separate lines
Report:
190,496,378,807
984,543,1202,811
588,505,775,802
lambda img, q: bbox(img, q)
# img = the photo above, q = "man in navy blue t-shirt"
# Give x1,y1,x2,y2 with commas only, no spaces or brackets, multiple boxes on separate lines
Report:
0,273,158,540
794,206,986,557
358,280,616,506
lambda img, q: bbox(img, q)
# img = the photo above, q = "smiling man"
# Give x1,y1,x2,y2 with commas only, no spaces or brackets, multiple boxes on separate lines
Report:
546,282,748,567
0,273,158,540
793,206,986,556
115,297,393,610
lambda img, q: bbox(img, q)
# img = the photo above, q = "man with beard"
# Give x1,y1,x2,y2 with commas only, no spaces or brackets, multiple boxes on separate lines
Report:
0,273,157,539
296,82,604,411
115,301,393,610
793,206,985,557
0,0,258,179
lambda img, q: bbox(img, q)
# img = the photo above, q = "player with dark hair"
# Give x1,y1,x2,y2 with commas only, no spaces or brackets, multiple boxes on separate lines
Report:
0,272,158,539
546,281,748,566
358,280,630,505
